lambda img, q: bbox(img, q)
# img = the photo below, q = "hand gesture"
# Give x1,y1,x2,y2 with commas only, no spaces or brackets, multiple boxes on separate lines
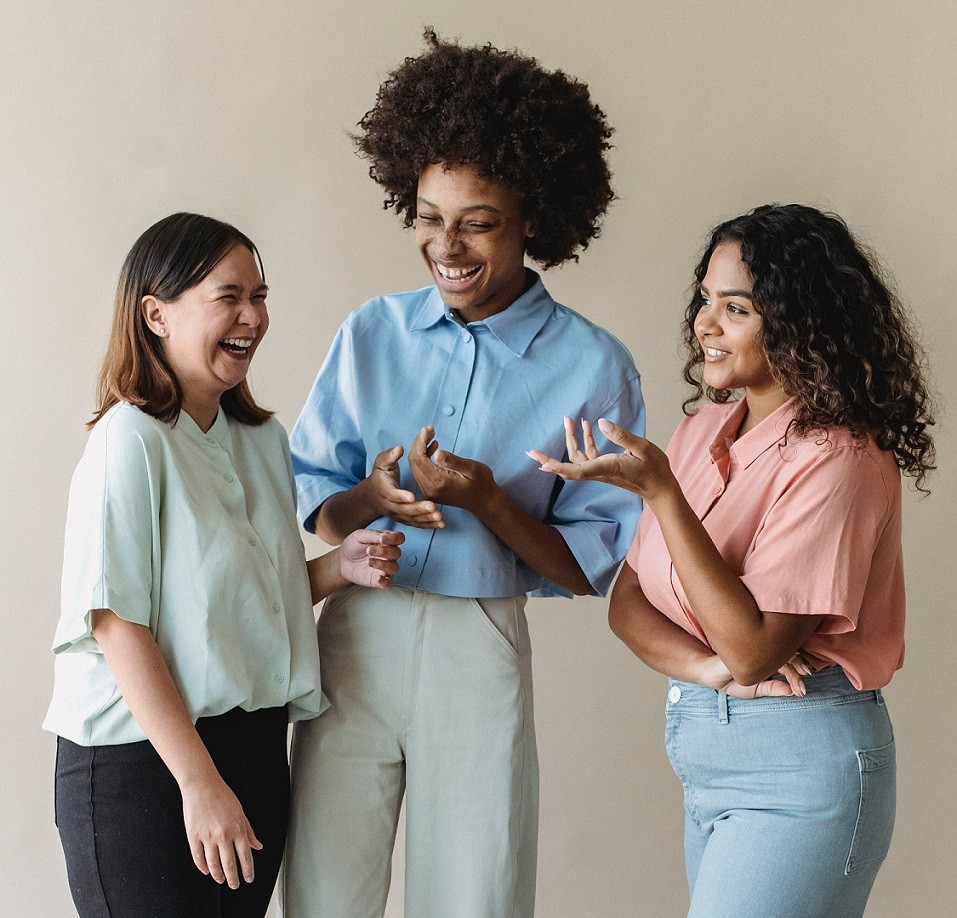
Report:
339,529,404,589
408,425,497,515
181,776,262,889
527,417,676,501
696,653,808,699
366,444,445,529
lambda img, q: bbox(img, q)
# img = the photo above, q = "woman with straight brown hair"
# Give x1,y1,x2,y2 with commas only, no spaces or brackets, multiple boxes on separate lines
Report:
44,212,403,918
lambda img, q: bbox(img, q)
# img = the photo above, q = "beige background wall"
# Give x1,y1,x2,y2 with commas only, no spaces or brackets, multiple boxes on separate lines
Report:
3,1,954,914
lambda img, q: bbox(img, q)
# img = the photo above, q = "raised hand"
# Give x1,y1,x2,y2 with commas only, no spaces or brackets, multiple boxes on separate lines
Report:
365,444,445,529
339,529,404,589
528,417,676,501
408,425,498,515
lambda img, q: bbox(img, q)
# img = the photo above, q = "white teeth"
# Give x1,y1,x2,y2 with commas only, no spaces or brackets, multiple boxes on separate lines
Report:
221,338,252,349
435,263,480,280
706,348,728,357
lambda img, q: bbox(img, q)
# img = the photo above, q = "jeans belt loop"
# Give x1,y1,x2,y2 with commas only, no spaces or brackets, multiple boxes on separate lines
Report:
718,690,729,724
875,688,885,706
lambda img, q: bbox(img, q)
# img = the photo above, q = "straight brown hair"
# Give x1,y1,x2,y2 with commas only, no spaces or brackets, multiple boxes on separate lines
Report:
90,212,273,429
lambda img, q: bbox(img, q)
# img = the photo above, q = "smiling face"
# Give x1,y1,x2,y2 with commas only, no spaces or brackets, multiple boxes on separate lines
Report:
415,162,533,323
694,242,788,419
141,244,268,430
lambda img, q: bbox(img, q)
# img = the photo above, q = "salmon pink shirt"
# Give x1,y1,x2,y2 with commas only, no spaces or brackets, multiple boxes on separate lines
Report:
626,398,904,690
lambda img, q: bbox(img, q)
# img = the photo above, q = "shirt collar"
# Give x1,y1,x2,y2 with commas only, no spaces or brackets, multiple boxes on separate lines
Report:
175,406,232,449
409,270,555,357
710,397,799,470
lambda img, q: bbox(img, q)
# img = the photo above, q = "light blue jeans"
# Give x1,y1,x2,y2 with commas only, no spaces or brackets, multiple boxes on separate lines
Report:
665,667,896,918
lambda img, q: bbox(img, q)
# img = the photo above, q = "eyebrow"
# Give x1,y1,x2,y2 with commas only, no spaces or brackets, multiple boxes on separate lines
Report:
214,283,269,294
699,284,753,300
416,196,503,216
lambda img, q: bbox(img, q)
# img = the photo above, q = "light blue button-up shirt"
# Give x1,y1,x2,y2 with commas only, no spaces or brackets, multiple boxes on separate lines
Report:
291,273,644,598
44,404,326,746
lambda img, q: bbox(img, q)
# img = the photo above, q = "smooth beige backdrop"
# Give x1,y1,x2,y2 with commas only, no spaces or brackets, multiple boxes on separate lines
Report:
3,2,954,915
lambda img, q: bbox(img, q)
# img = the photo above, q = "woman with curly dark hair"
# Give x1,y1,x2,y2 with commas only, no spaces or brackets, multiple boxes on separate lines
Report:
531,204,935,917
283,30,644,917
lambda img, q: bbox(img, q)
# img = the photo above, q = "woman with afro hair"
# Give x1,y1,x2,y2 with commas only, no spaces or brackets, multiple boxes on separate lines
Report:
283,29,644,917
531,204,935,917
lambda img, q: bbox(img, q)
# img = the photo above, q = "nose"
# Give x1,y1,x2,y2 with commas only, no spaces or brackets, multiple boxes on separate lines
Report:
695,303,718,337
239,298,264,328
435,225,465,258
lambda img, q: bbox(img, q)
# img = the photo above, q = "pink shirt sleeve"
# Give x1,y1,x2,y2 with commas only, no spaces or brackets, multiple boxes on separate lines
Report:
739,444,893,633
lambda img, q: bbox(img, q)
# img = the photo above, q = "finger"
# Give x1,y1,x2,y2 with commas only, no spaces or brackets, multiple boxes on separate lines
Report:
779,663,807,697
354,528,406,547
369,557,401,575
581,418,600,460
189,837,209,876
366,544,402,563
753,678,794,697
219,841,241,890
563,416,583,462
236,831,260,885
374,444,404,469
425,440,439,459
205,843,226,885
432,449,468,474
597,417,643,453
411,425,435,455
526,449,558,466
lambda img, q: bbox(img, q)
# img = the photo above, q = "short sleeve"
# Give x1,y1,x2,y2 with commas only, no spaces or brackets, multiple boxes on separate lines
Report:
290,321,367,531
535,371,645,598
739,445,891,633
53,408,157,654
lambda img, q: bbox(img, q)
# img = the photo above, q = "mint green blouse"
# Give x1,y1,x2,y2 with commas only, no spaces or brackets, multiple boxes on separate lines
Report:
44,403,327,746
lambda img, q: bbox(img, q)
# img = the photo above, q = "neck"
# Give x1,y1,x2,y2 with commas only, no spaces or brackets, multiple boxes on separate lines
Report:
738,387,790,439
180,394,220,433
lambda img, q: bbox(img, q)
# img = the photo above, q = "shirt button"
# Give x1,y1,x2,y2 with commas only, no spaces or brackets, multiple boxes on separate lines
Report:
272,602,281,613
224,474,234,483
668,685,682,704
712,486,721,495
408,553,418,566
442,405,455,416
248,537,257,546
275,674,284,684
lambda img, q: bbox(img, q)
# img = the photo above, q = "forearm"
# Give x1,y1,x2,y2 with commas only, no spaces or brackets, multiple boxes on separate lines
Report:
651,489,819,684
313,478,380,543
609,564,713,681
91,610,220,791
476,487,593,595
305,549,349,605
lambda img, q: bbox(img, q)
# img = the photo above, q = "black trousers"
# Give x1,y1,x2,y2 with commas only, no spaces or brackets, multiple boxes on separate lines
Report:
55,706,290,918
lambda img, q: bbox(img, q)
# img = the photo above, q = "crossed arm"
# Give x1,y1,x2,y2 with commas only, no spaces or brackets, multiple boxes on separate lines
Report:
529,417,821,696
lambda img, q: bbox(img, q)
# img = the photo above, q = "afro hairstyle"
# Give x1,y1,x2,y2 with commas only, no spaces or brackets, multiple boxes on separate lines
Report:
355,28,615,268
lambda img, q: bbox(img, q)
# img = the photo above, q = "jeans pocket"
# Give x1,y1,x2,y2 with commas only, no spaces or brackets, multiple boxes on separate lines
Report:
845,738,896,875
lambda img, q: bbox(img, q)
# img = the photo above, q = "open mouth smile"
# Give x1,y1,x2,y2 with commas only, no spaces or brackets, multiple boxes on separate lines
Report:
433,261,482,284
219,337,254,358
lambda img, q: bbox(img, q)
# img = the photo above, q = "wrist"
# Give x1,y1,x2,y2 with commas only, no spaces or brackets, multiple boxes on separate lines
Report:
473,481,510,525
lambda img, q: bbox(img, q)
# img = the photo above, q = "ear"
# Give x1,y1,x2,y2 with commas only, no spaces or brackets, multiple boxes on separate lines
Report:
524,220,534,238
141,295,167,337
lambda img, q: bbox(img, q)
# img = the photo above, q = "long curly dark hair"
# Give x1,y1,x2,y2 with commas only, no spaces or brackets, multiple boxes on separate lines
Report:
354,28,614,268
682,204,936,489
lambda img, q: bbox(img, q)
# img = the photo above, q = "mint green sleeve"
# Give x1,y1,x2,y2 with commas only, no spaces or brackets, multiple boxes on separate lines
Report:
53,408,157,654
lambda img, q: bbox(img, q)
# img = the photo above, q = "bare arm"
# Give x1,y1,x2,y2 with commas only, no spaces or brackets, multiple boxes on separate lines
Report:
408,426,592,595
609,562,802,696
90,609,260,889
305,529,404,604
312,445,444,543
532,418,822,684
